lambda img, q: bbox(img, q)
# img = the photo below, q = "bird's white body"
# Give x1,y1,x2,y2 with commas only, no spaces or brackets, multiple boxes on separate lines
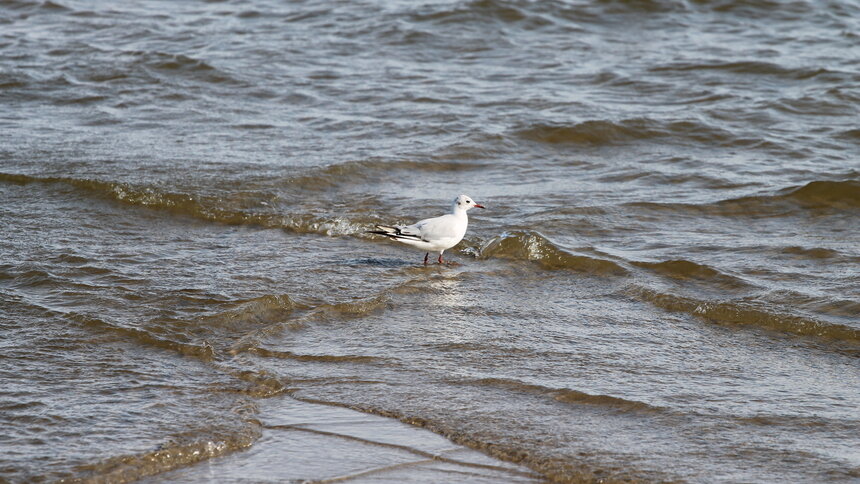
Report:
370,195,485,264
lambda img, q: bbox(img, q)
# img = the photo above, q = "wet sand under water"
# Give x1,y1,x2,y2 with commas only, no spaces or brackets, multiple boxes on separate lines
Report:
147,398,542,484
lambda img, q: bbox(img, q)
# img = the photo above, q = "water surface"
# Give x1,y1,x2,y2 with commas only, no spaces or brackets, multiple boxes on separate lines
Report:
1,0,859,482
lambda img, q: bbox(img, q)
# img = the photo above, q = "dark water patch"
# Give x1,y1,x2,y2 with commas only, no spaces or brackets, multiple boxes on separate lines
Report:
8,269,56,288
836,128,860,143
40,0,68,10
701,0,820,18
632,259,750,290
54,94,109,106
460,377,664,414
651,60,850,83
480,231,629,275
232,123,276,130
117,50,242,86
734,413,860,433
626,285,860,346
514,118,734,147
246,347,381,364
0,72,75,101
410,0,537,26
781,246,842,259
0,71,30,90
780,179,860,209
236,10,262,19
595,0,688,14
771,95,858,117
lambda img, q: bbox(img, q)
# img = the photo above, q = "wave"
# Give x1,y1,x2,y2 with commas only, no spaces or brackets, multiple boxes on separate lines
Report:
194,294,300,328
626,285,860,345
69,312,219,361
116,50,242,86
780,179,860,208
410,0,545,26
317,294,390,318
651,60,845,81
0,172,369,236
632,259,750,290
1,0,70,11
780,246,843,259
479,231,629,275
593,0,688,14
722,179,860,211
70,428,259,483
514,118,735,147
227,293,392,356
629,178,860,215
461,377,663,414
837,128,860,143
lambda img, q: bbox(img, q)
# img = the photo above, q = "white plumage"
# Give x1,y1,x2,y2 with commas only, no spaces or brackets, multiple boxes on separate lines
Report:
369,194,485,265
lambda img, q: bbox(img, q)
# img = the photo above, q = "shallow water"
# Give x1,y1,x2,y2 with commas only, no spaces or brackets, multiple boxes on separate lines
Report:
1,0,858,482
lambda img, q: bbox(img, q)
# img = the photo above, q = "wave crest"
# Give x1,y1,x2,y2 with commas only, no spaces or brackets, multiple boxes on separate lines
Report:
480,231,628,275
73,429,259,482
0,173,367,236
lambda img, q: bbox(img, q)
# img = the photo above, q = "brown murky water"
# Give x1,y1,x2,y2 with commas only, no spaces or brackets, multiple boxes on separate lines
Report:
1,0,859,482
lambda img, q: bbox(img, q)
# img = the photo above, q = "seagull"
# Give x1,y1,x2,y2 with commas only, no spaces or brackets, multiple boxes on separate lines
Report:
368,194,485,265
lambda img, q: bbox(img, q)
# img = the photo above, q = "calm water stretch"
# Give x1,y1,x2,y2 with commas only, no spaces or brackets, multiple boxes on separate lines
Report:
1,0,859,482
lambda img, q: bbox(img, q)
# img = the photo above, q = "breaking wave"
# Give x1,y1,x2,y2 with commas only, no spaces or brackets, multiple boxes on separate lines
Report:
0,173,368,236
69,429,260,483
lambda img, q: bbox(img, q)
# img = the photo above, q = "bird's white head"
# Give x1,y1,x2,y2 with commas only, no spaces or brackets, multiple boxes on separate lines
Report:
453,194,485,212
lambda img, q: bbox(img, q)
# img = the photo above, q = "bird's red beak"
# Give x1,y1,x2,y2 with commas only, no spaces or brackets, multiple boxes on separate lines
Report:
474,204,485,209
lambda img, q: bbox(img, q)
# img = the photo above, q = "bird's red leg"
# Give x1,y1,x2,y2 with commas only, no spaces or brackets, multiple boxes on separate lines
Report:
437,253,443,264
423,253,429,265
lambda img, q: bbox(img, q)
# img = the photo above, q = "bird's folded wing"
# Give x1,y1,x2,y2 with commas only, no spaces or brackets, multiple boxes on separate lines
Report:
413,215,458,241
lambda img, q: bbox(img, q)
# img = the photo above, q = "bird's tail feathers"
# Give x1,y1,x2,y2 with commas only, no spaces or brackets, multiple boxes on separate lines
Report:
367,225,400,237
